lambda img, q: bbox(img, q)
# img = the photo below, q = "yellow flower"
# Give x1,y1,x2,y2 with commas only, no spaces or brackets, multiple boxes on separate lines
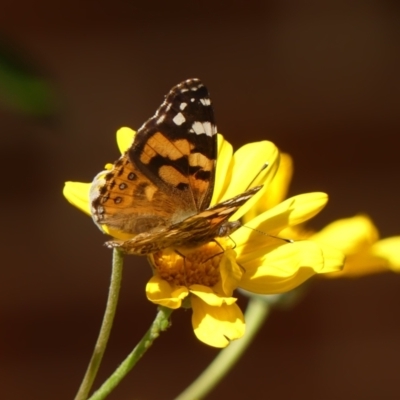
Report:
64,128,344,347
243,152,400,278
311,216,400,278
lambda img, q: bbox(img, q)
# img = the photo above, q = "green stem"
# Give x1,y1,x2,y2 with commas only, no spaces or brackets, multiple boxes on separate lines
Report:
74,248,124,400
88,306,174,400
174,297,270,400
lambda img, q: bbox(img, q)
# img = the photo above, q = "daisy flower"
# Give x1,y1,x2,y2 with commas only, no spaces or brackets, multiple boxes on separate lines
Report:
64,128,344,347
244,152,400,279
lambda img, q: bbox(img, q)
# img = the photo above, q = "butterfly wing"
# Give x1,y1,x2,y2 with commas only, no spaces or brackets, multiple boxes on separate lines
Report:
129,78,217,213
90,153,192,235
105,186,263,255
91,78,217,236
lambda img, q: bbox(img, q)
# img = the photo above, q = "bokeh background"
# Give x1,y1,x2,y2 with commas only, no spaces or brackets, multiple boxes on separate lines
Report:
1,1,400,399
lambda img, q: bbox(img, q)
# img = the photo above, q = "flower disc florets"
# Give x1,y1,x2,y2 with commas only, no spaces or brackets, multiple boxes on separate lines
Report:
151,242,226,288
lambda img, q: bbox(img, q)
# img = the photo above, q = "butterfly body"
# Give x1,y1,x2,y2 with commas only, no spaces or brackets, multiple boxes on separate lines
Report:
90,79,262,255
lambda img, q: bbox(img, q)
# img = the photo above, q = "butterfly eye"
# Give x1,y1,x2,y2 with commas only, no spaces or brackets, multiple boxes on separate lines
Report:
217,221,241,238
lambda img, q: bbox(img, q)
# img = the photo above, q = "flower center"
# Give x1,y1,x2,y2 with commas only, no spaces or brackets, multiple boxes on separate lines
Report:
151,242,225,287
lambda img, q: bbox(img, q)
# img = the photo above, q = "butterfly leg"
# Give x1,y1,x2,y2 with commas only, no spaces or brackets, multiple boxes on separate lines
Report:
212,237,249,275
174,249,190,287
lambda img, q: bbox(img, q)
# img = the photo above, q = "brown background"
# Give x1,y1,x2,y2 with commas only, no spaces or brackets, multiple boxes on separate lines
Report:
1,1,400,399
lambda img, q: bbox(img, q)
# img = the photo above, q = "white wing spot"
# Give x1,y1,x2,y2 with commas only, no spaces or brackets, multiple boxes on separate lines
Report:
191,121,204,135
180,88,188,93
191,121,215,137
203,121,214,136
200,98,211,106
180,102,187,110
173,112,186,126
165,103,172,111
190,98,195,102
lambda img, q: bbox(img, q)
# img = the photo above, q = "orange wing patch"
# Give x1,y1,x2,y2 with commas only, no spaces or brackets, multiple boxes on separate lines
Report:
158,165,189,187
140,132,192,164
91,152,193,235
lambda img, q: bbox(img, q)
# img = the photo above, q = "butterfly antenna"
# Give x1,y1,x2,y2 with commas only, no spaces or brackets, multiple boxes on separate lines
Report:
246,162,269,190
241,225,294,243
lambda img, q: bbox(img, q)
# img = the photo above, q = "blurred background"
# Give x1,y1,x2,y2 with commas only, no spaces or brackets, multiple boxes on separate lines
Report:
1,1,400,399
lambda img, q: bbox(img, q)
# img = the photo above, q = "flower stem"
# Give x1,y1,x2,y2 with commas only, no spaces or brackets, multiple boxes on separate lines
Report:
174,297,270,400
74,248,124,400
87,306,173,400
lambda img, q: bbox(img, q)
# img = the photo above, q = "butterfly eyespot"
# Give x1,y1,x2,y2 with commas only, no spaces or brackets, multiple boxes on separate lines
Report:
128,172,137,181
101,195,109,203
114,197,122,204
119,183,127,190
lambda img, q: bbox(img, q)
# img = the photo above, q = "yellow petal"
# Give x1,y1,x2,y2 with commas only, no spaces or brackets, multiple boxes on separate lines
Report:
219,141,279,200
146,276,189,309
239,240,344,294
372,237,400,271
211,134,233,204
327,236,400,278
223,141,280,220
116,127,136,153
233,193,328,254
325,251,389,278
263,152,293,209
317,243,347,273
218,249,243,296
191,296,245,348
63,181,91,215
189,284,237,306
263,192,328,229
245,153,294,222
311,215,379,256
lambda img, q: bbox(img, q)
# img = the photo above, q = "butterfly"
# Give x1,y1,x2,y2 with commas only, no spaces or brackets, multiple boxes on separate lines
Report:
90,78,262,255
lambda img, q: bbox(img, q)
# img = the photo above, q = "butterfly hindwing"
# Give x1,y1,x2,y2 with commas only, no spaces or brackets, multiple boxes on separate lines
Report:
105,185,263,255
91,154,191,235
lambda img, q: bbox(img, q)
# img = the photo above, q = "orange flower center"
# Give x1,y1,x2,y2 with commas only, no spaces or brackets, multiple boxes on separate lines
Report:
151,242,224,287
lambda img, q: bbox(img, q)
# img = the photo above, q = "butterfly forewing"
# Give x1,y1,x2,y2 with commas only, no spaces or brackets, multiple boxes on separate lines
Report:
129,79,217,212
